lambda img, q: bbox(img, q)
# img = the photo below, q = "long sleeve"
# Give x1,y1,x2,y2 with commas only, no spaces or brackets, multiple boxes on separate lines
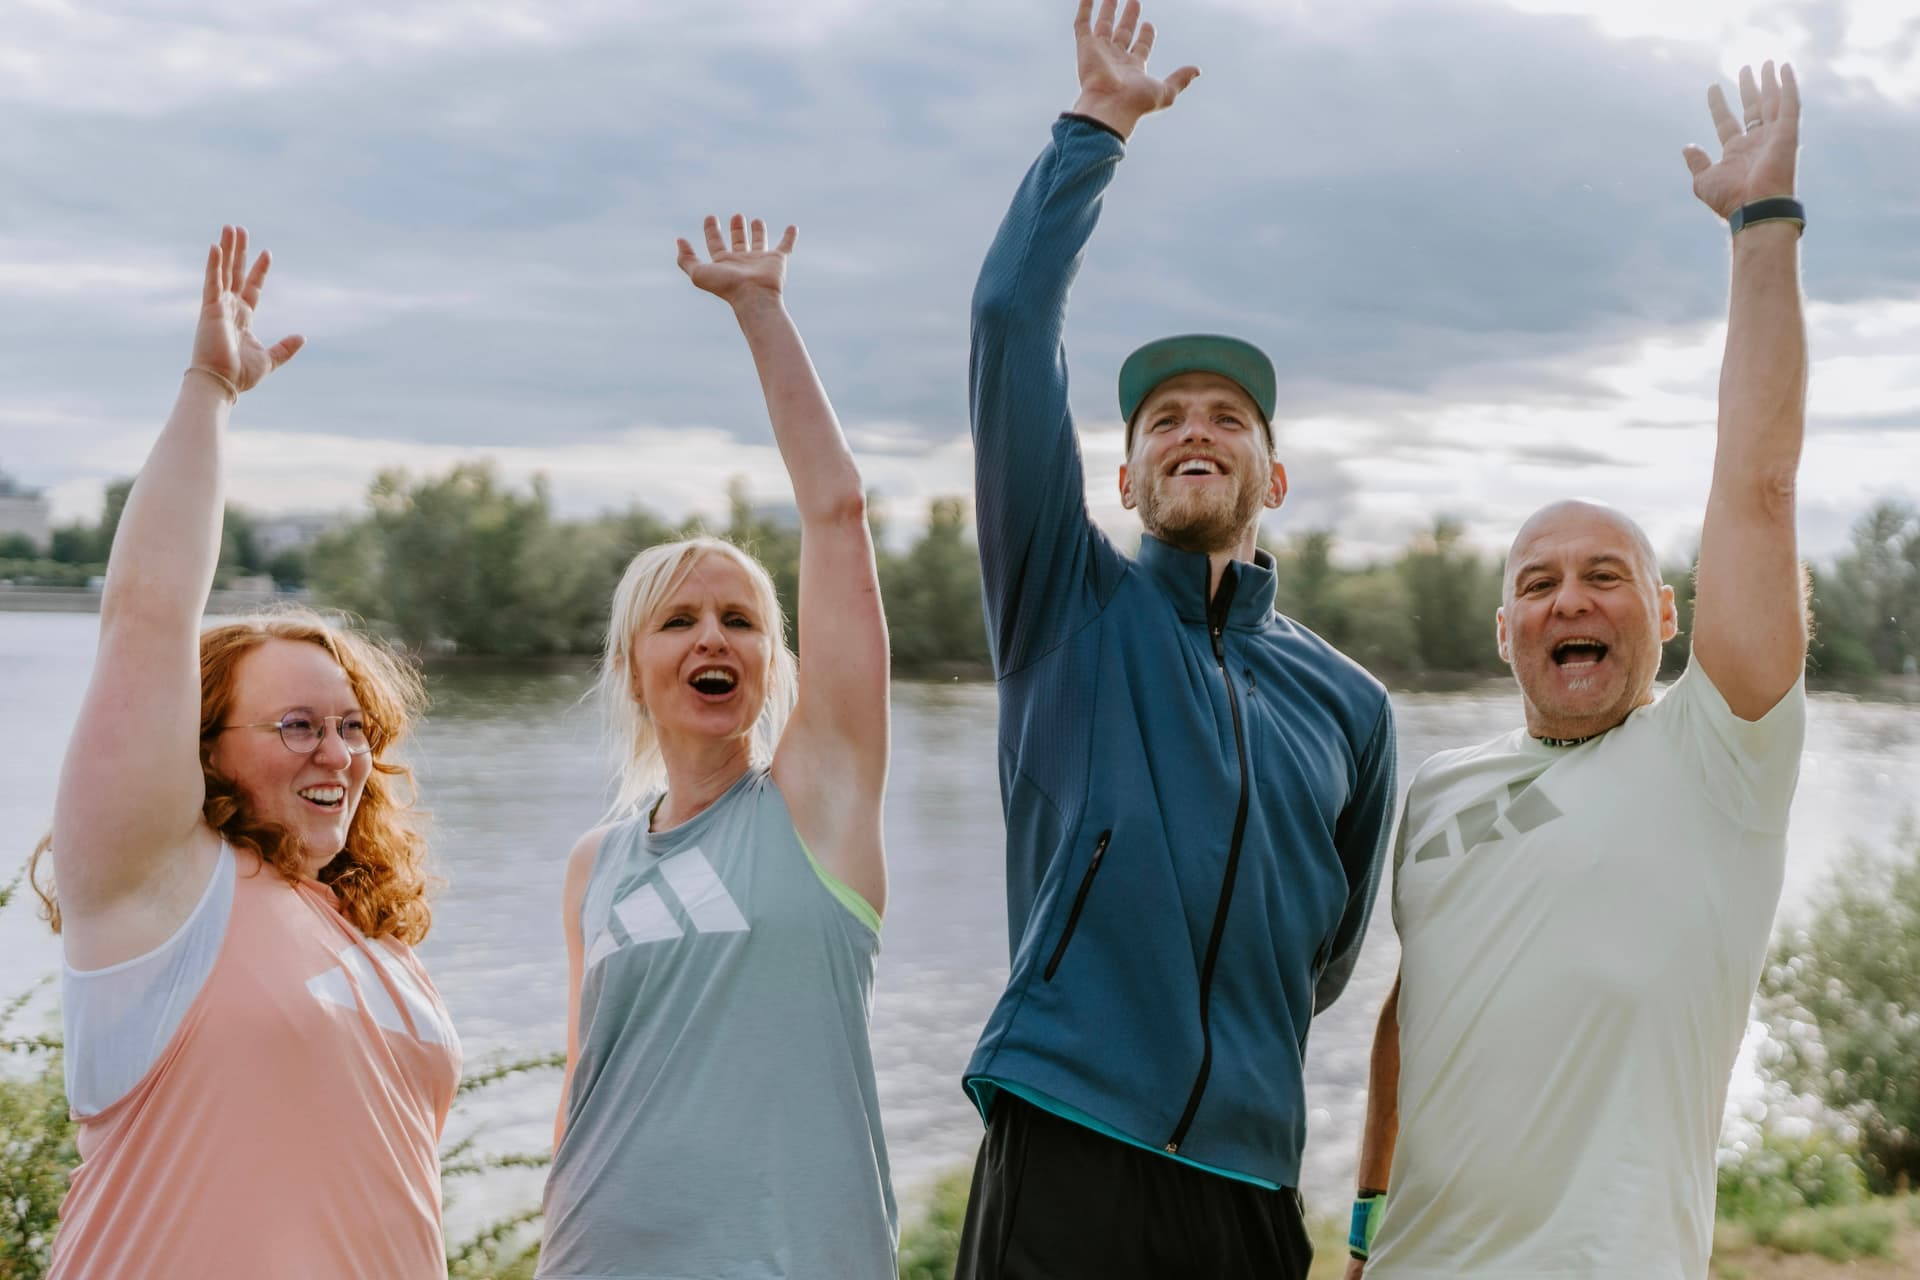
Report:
970,116,1128,677
1316,697,1399,1012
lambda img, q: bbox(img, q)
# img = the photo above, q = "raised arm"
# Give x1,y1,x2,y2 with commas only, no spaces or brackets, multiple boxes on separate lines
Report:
970,0,1197,675
50,227,302,961
678,215,888,916
1683,62,1808,719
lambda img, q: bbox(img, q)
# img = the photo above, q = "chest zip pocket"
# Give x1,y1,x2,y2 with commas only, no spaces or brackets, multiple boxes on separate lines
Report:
1044,829,1112,982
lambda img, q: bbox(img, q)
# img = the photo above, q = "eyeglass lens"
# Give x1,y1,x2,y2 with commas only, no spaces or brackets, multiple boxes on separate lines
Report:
278,715,372,754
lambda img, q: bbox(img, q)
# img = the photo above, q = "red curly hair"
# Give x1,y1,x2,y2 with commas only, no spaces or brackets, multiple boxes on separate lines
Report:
30,610,435,944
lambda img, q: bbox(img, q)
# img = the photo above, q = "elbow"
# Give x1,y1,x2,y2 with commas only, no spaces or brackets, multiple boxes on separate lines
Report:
971,281,1014,335
803,487,870,533
1755,466,1798,522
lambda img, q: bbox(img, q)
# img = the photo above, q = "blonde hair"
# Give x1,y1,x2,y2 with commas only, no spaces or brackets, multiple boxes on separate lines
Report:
30,608,435,943
594,538,798,816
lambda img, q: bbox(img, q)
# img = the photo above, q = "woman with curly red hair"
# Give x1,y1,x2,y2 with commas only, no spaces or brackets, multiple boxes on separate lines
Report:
29,227,461,1279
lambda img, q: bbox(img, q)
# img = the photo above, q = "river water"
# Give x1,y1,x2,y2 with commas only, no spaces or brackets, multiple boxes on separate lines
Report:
2,611,1916,1230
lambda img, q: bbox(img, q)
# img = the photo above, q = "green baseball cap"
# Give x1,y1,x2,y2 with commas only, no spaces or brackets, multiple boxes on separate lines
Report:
1118,334,1277,439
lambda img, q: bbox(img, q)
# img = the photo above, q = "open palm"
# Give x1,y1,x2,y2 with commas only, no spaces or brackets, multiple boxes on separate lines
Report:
1073,0,1199,127
1684,62,1799,218
190,225,303,395
676,214,795,305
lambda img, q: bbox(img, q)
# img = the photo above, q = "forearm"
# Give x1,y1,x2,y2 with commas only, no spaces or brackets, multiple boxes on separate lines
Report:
1356,974,1402,1191
970,119,1122,565
1714,223,1806,491
730,295,865,525
100,374,231,627
971,118,1123,351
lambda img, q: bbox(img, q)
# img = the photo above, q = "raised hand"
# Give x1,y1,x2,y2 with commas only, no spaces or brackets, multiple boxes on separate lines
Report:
1071,0,1199,141
1683,61,1800,219
190,225,303,398
676,214,797,308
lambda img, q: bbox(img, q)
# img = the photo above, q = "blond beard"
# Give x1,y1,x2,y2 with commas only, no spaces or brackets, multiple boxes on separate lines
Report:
1136,471,1266,553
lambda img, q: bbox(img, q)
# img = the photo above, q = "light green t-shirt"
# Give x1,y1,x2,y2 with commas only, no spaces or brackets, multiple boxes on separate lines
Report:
1369,664,1806,1280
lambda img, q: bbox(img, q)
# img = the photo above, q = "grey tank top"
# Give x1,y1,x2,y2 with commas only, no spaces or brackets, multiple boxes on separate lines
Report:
538,767,896,1280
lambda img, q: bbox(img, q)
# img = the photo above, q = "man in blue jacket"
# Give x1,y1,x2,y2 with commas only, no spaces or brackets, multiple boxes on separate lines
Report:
957,2,1399,1276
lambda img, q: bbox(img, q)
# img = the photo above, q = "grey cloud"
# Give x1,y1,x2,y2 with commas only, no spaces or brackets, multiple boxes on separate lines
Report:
0,0,1915,479
1505,443,1626,468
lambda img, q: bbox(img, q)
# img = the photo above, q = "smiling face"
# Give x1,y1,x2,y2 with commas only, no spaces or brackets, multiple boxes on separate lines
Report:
1497,501,1678,741
206,638,374,877
630,552,774,758
1118,372,1286,554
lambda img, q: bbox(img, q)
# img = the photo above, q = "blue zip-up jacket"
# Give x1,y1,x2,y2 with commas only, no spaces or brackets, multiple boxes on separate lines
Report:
963,116,1399,1189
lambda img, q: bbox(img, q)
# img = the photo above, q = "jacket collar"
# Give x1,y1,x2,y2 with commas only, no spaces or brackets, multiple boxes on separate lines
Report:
1137,533,1278,629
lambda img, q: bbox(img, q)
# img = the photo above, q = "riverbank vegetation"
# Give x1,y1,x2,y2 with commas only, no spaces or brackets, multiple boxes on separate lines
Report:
7,465,1916,687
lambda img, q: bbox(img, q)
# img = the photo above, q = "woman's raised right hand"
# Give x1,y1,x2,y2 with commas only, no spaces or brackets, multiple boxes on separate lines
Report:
189,225,304,397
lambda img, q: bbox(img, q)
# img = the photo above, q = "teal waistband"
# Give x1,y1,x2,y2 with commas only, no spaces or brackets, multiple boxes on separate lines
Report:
968,1076,1282,1191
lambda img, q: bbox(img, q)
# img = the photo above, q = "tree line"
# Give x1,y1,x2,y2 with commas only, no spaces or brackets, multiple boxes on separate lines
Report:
7,463,1916,683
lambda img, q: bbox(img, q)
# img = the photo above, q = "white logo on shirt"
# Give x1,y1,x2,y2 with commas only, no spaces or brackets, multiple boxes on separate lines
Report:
585,847,748,968
307,943,455,1045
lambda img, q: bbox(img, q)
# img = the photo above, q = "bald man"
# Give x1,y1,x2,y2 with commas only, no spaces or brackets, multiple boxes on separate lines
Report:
1345,62,1812,1280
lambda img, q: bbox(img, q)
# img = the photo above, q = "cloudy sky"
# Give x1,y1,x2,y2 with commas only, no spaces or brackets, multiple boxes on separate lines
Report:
1,0,1914,563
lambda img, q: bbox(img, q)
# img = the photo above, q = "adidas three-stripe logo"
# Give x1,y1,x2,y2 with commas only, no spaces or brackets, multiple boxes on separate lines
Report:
587,848,749,969
307,942,455,1046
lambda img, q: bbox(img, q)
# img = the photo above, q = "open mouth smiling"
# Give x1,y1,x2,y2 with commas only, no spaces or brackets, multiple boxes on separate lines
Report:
1170,456,1226,478
297,785,346,812
1551,637,1610,669
688,666,739,698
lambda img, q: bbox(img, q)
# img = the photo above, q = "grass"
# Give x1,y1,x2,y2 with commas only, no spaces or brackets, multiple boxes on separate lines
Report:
1710,1193,1920,1277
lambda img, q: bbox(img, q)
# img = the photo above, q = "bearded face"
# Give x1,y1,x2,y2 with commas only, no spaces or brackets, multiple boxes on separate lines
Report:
1120,372,1280,554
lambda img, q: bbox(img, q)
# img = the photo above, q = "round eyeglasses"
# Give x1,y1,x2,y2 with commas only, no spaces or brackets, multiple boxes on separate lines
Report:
215,713,375,756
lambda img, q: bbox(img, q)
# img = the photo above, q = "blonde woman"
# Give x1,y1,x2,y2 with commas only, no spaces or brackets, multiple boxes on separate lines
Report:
537,216,895,1278
33,228,460,1279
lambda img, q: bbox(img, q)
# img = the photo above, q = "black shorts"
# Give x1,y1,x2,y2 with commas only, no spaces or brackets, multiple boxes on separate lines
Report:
953,1093,1314,1280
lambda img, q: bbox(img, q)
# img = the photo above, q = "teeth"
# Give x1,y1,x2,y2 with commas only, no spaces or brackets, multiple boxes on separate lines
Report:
298,786,345,804
690,667,737,691
1175,459,1220,476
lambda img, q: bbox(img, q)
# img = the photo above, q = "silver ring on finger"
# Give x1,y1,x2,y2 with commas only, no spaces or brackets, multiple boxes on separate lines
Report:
1745,118,1764,130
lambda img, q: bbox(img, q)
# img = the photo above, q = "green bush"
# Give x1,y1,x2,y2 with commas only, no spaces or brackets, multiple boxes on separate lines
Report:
1758,832,1920,1192
897,1167,970,1280
1716,1124,1868,1229
1762,1200,1898,1260
0,1044,72,1278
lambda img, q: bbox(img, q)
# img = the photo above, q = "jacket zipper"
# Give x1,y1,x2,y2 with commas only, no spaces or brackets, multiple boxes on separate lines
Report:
1166,563,1253,1155
1043,829,1112,982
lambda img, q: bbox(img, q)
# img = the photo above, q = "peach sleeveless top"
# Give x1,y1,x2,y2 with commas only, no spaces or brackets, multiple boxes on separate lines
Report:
49,848,461,1280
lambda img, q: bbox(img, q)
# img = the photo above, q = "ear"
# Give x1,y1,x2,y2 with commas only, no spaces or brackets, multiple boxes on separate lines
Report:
1117,463,1137,511
1495,606,1511,665
1657,582,1679,643
1264,460,1288,510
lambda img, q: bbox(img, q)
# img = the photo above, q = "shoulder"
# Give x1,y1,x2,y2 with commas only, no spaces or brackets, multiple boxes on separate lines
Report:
1266,610,1394,723
564,823,620,898
1404,731,1525,819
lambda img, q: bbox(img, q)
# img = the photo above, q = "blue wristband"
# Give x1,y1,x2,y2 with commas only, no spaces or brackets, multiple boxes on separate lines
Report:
1349,1191,1385,1260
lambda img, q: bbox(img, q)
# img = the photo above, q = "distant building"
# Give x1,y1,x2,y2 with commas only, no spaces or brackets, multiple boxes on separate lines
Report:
747,499,802,533
0,470,51,552
253,512,348,559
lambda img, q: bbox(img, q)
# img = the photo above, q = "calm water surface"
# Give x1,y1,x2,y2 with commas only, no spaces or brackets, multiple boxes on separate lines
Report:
3,611,1916,1228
